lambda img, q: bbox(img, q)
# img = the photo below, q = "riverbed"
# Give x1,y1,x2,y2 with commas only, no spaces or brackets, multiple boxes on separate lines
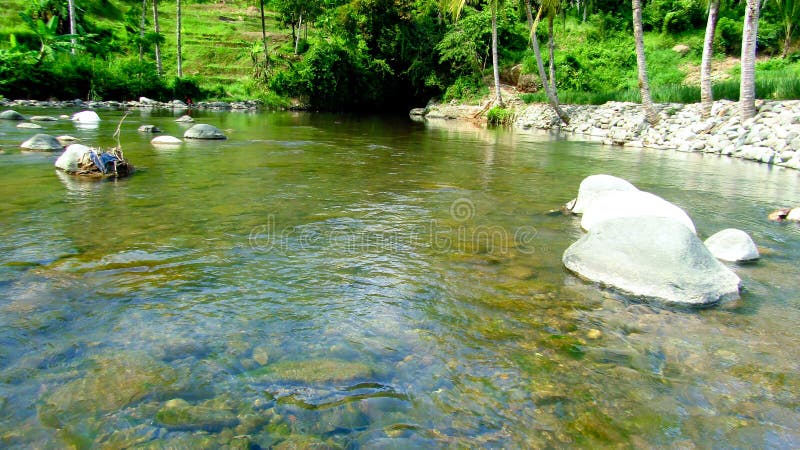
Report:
1,109,799,447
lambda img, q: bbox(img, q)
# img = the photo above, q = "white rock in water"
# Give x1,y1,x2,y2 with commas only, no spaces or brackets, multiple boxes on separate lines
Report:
72,110,101,123
151,135,183,145
572,174,639,214
175,115,194,123
55,144,92,172
788,208,800,222
563,217,741,306
56,135,80,145
704,229,759,262
581,190,696,234
17,122,42,129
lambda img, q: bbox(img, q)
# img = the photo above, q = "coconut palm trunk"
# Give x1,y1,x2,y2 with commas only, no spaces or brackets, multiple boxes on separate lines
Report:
153,0,163,77
176,0,182,77
700,0,720,118
547,15,557,96
68,0,76,54
259,0,270,70
490,1,504,106
740,0,761,122
524,0,569,124
632,0,660,125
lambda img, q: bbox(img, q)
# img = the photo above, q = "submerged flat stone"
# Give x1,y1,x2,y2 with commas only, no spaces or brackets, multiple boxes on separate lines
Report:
245,358,373,383
563,216,741,306
184,124,227,140
17,122,42,129
151,135,183,145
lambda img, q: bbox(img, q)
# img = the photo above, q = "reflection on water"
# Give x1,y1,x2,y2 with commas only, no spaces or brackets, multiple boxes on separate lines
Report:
0,109,799,448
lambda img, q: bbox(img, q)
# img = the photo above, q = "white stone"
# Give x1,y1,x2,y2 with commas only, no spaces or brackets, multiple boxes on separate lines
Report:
581,190,696,234
704,229,760,262
572,174,639,214
71,110,101,123
788,208,800,222
151,135,183,145
55,144,92,172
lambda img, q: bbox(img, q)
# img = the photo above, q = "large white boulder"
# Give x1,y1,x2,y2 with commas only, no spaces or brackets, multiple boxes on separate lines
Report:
71,110,101,123
572,174,639,214
704,229,759,262
55,144,92,172
788,208,800,222
563,217,741,306
581,190,696,234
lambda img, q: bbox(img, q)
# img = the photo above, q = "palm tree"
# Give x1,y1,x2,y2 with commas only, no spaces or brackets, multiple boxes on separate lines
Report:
153,0,163,76
176,0,182,77
524,0,569,124
774,0,799,58
700,0,721,118
632,0,659,125
444,0,504,107
740,0,760,121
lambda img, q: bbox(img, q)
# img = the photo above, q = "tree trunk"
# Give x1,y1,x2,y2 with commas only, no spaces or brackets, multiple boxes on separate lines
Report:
740,0,760,122
176,0,182,78
783,24,792,58
700,0,720,119
490,2,504,107
295,14,302,54
632,0,659,125
547,15,557,97
259,0,269,70
153,0,162,76
68,0,76,54
525,0,570,125
140,0,146,62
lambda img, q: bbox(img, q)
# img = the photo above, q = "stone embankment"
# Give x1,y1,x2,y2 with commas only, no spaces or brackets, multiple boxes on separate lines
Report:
415,99,800,171
0,97,263,111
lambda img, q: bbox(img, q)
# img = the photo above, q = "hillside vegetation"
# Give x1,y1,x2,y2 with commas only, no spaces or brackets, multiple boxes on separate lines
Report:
0,0,798,111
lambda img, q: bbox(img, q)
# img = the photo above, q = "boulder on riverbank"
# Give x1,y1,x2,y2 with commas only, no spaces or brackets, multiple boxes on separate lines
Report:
704,228,760,262
20,134,64,151
184,124,226,140
572,174,639,214
563,217,741,306
581,190,696,234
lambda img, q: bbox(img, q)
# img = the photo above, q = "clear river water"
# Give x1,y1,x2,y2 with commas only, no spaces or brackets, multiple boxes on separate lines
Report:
0,108,799,448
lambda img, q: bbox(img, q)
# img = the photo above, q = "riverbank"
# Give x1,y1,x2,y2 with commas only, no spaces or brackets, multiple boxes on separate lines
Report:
413,99,800,171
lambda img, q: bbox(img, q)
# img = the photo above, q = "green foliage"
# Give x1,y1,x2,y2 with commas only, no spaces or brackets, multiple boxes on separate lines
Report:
486,105,514,124
715,17,743,54
442,74,487,102
643,0,705,33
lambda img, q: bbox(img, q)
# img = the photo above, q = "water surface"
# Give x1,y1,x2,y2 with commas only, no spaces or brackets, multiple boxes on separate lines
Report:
0,109,799,448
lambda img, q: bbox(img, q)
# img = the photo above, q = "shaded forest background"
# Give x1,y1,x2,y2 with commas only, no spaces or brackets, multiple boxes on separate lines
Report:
1,0,798,112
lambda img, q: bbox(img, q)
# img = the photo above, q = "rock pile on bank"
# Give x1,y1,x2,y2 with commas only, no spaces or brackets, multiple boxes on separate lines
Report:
514,100,800,170
0,98,263,111
562,174,755,307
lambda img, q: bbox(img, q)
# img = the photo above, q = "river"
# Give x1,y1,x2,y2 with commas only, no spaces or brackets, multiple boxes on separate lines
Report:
0,108,799,448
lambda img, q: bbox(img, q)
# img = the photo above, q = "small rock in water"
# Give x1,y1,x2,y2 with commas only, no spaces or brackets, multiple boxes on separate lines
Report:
16,122,42,129
175,115,194,123
138,125,161,133
29,115,58,121
155,398,239,432
56,135,80,145
768,208,792,221
151,135,182,145
184,124,227,140
788,208,800,222
20,134,64,151
704,229,760,262
586,329,603,340
252,346,270,366
0,110,25,120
